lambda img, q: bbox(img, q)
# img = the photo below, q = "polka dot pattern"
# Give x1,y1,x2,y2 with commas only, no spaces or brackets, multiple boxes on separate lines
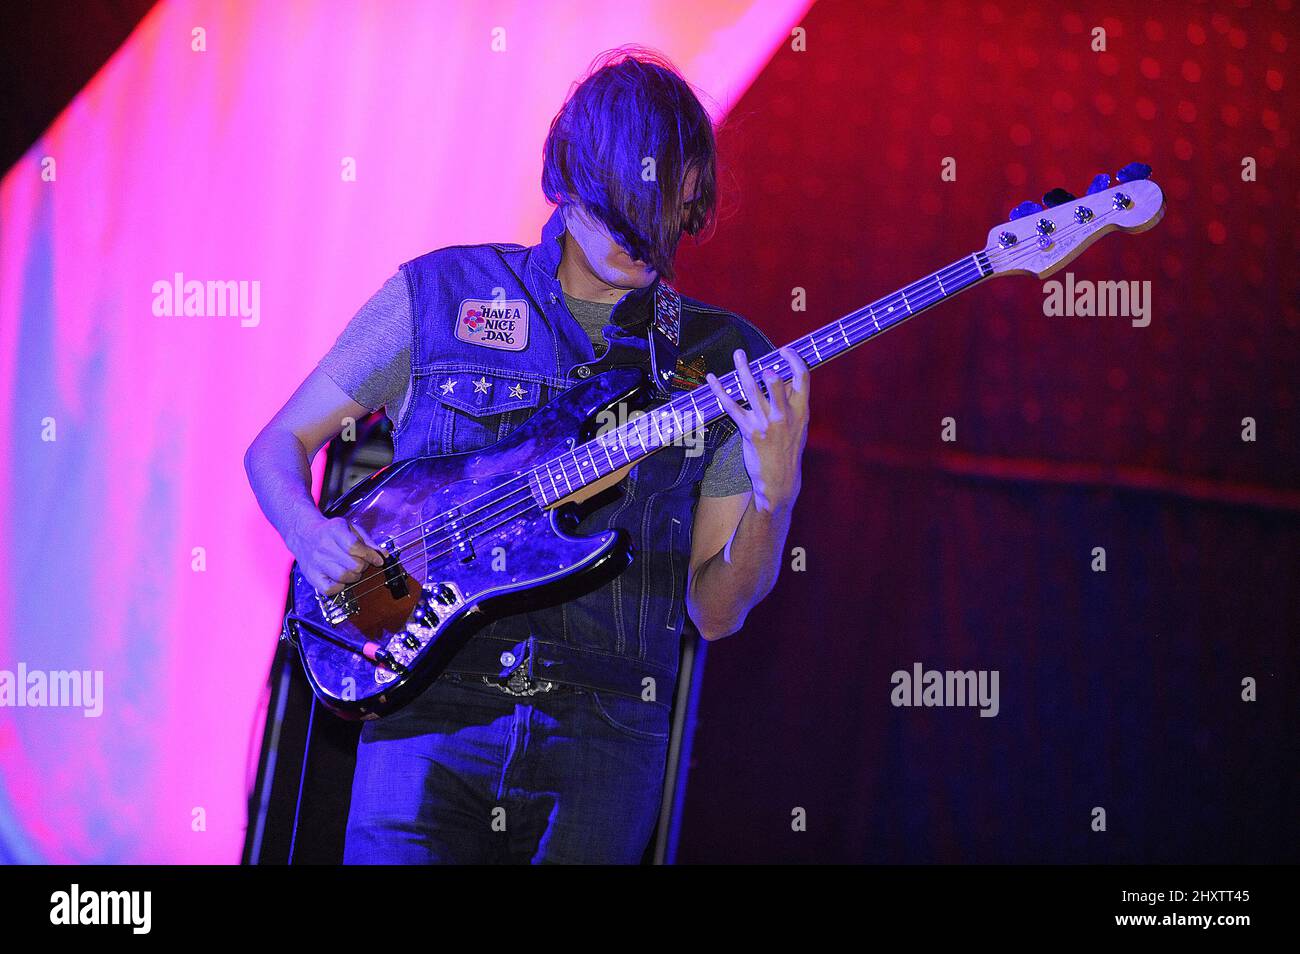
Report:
677,0,1295,485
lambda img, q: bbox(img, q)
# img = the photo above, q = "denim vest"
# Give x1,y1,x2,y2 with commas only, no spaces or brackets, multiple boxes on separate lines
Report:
393,207,773,700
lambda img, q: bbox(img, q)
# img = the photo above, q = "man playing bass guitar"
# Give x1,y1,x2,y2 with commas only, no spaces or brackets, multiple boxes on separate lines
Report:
244,47,809,864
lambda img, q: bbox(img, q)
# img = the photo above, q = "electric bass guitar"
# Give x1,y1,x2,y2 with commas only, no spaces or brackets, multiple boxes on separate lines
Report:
285,166,1165,720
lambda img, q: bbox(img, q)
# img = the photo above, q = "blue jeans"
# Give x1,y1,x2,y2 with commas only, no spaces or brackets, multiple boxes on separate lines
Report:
343,672,671,864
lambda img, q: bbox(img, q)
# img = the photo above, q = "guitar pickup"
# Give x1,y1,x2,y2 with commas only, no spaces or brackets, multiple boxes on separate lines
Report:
436,509,475,564
380,541,409,599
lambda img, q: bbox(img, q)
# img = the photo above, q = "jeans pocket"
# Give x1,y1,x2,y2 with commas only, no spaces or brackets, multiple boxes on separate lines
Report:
586,689,670,742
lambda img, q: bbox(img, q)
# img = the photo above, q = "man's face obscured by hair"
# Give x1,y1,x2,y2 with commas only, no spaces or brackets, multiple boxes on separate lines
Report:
542,48,717,283
562,168,700,291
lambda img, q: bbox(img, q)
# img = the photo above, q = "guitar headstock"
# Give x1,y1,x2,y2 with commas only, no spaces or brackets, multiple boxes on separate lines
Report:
984,166,1165,279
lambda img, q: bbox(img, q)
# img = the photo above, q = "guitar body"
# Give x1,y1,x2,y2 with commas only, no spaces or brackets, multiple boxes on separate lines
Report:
287,367,645,720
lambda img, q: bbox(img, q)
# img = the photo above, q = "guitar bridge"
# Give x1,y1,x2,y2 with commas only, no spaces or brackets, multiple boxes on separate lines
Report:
316,589,358,624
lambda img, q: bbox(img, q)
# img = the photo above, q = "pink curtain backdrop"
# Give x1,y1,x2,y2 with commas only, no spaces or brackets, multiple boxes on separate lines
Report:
0,0,812,863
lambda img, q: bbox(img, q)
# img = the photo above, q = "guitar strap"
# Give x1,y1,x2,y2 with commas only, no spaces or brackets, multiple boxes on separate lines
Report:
647,280,682,398
574,279,681,398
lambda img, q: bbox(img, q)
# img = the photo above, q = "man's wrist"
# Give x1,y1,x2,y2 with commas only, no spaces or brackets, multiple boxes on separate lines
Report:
285,507,327,555
752,480,800,519
749,498,794,527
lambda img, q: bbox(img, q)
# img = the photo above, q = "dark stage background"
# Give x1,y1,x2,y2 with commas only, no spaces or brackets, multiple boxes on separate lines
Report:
671,0,1297,863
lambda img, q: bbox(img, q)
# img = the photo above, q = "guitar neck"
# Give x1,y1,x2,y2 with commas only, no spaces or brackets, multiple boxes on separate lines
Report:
530,250,994,505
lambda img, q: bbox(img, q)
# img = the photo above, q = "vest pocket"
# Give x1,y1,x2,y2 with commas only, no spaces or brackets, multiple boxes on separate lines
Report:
422,368,546,455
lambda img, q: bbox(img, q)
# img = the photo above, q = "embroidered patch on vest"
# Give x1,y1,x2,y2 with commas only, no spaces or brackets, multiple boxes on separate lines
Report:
455,298,529,351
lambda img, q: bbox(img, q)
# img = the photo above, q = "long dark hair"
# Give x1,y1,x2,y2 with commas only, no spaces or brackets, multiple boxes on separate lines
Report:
541,46,717,279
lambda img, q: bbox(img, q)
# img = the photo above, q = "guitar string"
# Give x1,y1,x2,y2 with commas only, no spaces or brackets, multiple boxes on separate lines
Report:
517,202,1130,514
330,255,990,604
489,200,1114,517
352,252,991,564
438,201,1127,538
332,205,1127,606
330,205,1128,605
333,205,1127,608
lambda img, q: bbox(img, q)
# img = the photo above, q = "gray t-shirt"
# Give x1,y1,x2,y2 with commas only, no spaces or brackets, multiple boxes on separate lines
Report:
317,273,751,497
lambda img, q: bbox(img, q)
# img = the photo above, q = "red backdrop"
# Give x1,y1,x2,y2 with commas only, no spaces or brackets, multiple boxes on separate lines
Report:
672,0,1297,862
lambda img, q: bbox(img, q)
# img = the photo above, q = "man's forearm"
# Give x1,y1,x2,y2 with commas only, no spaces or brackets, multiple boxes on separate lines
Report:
244,429,327,554
687,496,795,640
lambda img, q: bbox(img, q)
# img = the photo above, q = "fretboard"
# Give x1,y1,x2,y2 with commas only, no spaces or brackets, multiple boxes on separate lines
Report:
529,250,993,505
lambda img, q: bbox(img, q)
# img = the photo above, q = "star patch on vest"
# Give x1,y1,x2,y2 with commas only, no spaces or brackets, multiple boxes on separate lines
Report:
455,297,529,351
667,354,709,391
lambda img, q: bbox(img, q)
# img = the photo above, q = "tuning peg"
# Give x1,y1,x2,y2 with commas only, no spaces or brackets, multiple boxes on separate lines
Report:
1008,200,1044,221
1085,173,1111,195
1042,188,1076,208
1116,162,1152,183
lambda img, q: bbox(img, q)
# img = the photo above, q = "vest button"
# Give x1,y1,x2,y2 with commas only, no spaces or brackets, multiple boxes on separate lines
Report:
574,366,591,379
